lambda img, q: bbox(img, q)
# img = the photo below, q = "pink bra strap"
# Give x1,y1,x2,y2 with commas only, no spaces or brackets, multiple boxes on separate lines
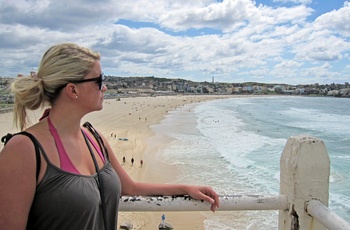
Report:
48,117,80,174
48,117,106,174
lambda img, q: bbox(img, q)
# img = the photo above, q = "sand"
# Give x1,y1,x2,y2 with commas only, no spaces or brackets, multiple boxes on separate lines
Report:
0,94,237,230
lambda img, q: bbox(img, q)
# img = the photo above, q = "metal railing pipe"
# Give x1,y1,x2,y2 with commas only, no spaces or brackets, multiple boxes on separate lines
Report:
306,199,350,230
119,194,288,212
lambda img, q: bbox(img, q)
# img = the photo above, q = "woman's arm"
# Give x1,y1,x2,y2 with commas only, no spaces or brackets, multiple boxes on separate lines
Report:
102,135,220,211
0,135,37,229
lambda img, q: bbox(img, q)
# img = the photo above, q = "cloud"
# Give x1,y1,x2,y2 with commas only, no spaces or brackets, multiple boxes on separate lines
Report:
293,32,348,61
313,1,350,37
275,60,302,68
0,0,349,85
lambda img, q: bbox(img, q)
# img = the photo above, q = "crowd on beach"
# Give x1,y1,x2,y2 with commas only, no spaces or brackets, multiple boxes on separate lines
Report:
122,155,143,167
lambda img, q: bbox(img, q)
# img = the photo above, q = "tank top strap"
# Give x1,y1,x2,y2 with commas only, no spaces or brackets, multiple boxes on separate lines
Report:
81,129,106,163
47,117,80,174
82,121,109,161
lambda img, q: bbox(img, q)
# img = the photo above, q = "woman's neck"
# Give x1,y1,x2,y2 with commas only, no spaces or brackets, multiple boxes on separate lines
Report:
47,107,83,135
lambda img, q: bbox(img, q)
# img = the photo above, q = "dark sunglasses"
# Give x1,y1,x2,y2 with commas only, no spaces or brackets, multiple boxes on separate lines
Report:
71,73,105,90
56,73,105,93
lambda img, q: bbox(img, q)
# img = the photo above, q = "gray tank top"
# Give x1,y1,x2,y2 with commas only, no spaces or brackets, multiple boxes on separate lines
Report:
25,131,122,230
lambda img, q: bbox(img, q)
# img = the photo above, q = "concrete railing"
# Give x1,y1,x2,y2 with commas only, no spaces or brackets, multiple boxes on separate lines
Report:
119,135,350,230
306,199,350,230
119,194,289,212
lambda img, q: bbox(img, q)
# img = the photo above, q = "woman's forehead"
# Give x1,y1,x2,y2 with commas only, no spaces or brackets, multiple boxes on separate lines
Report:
89,61,102,75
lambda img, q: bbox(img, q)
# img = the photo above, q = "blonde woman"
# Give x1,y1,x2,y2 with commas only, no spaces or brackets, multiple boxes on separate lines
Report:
0,43,219,230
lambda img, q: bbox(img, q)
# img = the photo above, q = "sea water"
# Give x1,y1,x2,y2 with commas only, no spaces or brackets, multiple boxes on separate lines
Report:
147,96,350,229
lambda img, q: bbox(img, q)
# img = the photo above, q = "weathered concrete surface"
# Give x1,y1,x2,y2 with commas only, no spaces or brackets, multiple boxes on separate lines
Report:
279,135,330,230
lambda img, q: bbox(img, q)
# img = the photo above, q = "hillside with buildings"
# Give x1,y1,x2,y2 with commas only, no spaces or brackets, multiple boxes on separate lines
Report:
1,74,349,109
100,75,350,97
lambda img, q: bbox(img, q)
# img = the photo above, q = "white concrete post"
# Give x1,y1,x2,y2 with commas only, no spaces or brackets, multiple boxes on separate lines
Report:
279,135,330,230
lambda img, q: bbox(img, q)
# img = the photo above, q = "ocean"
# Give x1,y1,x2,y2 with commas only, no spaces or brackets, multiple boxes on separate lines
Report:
146,96,350,230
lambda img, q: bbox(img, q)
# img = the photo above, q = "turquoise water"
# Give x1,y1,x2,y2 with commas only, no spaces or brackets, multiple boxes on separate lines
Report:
147,96,350,229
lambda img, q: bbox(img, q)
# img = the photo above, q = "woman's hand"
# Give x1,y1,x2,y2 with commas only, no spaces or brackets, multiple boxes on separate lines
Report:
186,185,220,212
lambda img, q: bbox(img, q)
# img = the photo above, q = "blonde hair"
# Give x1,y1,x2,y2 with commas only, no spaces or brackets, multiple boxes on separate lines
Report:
11,43,100,130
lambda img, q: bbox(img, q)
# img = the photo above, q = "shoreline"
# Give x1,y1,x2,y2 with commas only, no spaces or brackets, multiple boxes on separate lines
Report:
102,95,234,229
135,102,210,229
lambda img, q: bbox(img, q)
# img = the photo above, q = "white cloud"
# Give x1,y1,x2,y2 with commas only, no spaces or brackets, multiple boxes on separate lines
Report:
275,60,302,68
313,1,350,37
293,31,349,61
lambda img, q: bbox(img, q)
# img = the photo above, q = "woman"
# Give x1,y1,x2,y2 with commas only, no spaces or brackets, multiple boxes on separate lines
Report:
0,43,219,230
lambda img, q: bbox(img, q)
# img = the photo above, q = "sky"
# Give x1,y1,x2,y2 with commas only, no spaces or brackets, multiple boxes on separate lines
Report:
0,0,349,85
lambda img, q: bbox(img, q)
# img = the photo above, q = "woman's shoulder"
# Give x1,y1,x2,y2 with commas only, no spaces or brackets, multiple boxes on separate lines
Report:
2,120,48,156
1,132,39,157
3,130,35,146
0,132,38,182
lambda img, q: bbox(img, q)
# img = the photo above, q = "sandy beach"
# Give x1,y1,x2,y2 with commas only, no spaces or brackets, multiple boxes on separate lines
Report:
0,94,236,230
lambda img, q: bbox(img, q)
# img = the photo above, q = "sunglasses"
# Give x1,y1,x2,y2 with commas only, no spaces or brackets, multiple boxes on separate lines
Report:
71,73,105,90
56,73,105,93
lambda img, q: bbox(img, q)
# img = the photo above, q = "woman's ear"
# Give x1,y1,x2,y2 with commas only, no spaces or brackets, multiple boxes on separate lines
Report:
65,83,78,99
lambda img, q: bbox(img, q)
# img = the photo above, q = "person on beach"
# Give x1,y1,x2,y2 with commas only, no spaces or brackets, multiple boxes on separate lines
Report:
0,43,219,230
